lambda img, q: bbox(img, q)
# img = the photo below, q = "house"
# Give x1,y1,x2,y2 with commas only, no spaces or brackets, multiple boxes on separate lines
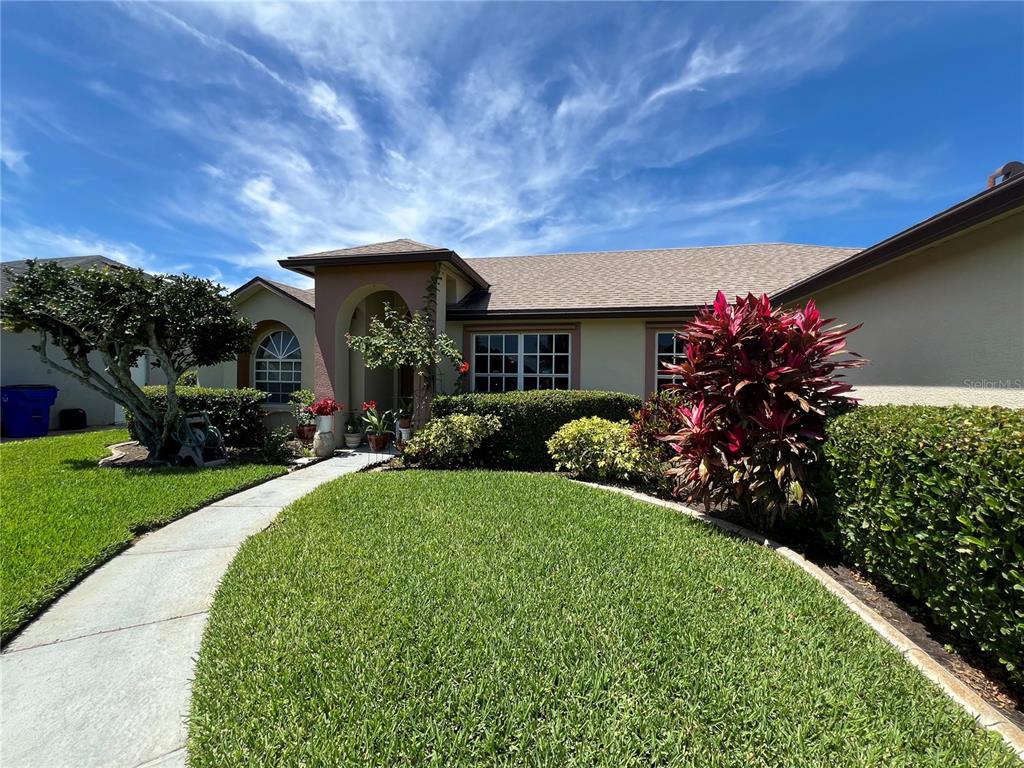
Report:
198,167,1022,422
0,256,165,431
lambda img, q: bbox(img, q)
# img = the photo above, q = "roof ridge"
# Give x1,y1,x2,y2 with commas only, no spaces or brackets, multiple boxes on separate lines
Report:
288,238,444,260
260,276,314,293
466,243,862,261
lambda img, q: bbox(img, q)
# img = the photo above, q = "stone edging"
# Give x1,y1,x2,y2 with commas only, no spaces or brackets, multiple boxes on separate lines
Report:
98,441,136,467
576,481,1024,762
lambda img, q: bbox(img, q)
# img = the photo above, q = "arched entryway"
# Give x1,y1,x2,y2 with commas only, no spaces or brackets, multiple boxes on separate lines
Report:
340,288,414,416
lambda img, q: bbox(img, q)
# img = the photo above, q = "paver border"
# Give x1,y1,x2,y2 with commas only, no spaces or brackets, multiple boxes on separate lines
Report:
577,481,1024,762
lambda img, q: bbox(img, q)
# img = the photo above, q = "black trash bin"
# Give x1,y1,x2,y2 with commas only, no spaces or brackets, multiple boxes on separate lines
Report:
59,408,88,431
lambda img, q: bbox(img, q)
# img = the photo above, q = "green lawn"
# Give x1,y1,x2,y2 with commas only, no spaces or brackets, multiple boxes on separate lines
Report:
188,472,1015,767
0,429,286,642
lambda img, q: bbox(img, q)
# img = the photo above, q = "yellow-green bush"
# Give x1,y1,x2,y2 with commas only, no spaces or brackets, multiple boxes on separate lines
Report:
547,417,656,483
433,390,642,470
402,413,502,469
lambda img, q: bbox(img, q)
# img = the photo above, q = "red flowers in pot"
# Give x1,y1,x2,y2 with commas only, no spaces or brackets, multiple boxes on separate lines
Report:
307,398,341,416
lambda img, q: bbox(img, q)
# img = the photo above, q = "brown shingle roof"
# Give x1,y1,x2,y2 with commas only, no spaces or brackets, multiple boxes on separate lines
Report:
451,243,860,317
261,278,315,309
232,276,315,310
288,238,444,260
1,255,128,296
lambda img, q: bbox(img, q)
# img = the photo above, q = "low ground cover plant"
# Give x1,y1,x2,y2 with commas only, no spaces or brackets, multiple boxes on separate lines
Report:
402,413,501,468
129,386,268,448
546,416,654,483
657,292,862,532
0,429,285,642
824,405,1024,689
433,390,641,469
188,472,1015,766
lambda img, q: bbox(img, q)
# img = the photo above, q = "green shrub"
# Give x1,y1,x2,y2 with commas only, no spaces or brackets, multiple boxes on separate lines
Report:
823,405,1024,687
547,417,656,483
402,414,502,469
433,390,642,470
177,370,199,386
128,387,269,448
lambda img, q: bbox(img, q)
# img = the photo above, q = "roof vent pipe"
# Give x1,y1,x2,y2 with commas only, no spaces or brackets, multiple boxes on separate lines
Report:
987,161,1024,188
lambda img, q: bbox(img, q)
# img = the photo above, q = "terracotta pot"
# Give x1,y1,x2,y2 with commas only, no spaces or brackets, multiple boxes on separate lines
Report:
367,434,388,452
398,417,412,429
296,424,316,442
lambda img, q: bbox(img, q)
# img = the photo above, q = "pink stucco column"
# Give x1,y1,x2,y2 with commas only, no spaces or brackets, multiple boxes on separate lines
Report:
310,263,436,429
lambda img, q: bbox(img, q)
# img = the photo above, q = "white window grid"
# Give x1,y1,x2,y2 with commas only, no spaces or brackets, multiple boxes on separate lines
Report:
655,331,685,391
254,330,302,404
472,333,571,392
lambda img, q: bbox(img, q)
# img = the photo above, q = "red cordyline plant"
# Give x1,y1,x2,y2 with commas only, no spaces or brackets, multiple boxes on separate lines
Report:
658,291,865,531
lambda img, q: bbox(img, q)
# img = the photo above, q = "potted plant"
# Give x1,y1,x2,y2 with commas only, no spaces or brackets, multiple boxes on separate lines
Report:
361,400,393,452
289,389,317,442
343,410,362,449
308,397,342,457
395,397,414,444
308,397,341,433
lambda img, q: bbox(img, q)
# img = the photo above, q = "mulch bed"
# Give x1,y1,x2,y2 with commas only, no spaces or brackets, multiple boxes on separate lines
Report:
818,561,1023,730
100,439,313,468
647,491,1023,729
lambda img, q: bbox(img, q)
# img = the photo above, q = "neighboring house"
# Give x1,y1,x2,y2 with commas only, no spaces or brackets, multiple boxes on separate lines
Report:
196,168,1023,420
0,256,164,430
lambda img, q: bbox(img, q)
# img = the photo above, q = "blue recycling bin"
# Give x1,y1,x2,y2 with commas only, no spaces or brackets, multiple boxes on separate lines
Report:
1,385,59,438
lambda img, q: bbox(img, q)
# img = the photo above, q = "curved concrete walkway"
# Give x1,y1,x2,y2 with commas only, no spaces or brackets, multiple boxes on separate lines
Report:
1,450,380,768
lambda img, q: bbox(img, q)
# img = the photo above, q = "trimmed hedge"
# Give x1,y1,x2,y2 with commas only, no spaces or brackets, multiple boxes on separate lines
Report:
433,390,642,470
128,386,269,448
823,405,1024,687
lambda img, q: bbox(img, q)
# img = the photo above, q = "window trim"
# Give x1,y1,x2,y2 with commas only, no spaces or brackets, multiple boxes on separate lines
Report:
253,329,303,404
462,323,581,391
644,320,692,396
653,330,686,392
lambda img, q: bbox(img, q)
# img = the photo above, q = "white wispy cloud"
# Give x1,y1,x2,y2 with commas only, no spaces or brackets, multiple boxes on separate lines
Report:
3,1,926,283
0,223,226,285
1,223,160,269
1,134,29,176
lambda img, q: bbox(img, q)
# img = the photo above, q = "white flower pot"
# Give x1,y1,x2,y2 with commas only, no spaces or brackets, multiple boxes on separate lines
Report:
344,433,362,449
398,426,413,443
316,414,334,433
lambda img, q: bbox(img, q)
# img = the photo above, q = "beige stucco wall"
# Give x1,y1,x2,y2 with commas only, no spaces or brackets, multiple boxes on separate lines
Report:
1,331,116,429
578,319,648,395
199,288,316,429
812,209,1024,408
446,317,661,397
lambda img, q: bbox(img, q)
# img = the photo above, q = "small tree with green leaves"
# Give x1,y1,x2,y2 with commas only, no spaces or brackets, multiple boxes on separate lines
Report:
1,260,253,459
345,266,463,426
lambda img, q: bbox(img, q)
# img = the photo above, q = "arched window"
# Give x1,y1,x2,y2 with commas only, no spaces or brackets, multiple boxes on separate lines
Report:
254,330,302,404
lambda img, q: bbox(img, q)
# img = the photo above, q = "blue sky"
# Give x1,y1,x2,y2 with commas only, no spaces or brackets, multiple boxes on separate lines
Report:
2,2,1021,288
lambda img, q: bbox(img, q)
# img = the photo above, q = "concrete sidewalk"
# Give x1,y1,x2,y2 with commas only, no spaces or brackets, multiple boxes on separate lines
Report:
0,449,384,768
